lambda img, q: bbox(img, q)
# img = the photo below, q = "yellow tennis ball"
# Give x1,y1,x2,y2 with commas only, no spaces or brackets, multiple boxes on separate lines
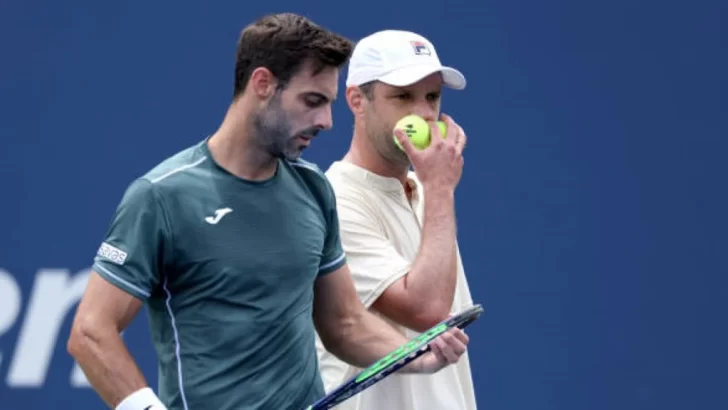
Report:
393,115,447,150
437,121,447,139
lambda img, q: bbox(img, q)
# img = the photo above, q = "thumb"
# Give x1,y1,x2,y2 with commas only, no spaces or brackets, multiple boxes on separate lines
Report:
394,128,417,157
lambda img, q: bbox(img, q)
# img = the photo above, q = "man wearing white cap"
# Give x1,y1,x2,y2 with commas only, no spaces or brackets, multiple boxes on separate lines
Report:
315,30,478,409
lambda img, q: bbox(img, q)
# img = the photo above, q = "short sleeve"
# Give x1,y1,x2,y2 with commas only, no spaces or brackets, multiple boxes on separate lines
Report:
334,193,411,308
93,178,168,300
318,179,347,276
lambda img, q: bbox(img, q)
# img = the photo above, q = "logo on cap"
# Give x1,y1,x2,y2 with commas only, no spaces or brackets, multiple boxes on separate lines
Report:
410,40,431,56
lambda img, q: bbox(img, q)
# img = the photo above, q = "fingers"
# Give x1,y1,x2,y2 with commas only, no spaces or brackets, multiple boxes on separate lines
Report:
439,113,457,142
454,125,466,156
430,328,468,365
393,128,417,156
437,113,467,154
451,327,470,345
427,120,445,147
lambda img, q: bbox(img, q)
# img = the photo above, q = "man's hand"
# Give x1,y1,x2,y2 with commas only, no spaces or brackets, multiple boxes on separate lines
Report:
406,327,470,374
314,265,471,372
394,113,467,193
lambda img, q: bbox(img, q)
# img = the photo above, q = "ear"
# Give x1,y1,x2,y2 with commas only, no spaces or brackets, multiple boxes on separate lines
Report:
346,86,366,115
248,67,278,99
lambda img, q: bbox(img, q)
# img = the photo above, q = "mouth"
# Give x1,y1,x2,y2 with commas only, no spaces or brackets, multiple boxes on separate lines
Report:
296,129,318,145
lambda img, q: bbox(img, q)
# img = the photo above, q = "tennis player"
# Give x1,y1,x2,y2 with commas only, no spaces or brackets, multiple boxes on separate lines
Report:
66,15,469,410
315,30,478,409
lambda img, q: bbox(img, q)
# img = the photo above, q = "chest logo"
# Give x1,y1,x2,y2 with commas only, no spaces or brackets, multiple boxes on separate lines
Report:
205,207,233,224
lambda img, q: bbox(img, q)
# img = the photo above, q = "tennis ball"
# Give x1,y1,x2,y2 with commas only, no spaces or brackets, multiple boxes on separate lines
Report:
393,115,447,151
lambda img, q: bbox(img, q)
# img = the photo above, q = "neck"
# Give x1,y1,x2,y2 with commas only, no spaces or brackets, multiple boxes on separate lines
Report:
343,124,410,188
207,98,279,181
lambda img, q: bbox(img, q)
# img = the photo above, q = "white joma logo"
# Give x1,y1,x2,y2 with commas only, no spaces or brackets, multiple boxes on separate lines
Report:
205,207,233,224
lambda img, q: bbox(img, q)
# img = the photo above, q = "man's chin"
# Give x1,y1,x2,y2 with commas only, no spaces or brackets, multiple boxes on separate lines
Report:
281,146,305,161
285,138,310,159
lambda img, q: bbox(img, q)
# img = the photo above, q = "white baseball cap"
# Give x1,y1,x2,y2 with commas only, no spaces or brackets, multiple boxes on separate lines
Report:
346,30,466,90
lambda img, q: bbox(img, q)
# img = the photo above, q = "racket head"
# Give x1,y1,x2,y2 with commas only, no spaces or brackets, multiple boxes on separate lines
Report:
307,304,483,410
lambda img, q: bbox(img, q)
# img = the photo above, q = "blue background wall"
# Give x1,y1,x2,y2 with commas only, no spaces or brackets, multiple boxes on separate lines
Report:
1,0,726,409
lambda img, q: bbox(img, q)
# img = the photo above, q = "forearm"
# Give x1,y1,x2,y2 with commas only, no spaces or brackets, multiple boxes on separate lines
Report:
68,326,149,408
323,307,412,370
406,187,459,314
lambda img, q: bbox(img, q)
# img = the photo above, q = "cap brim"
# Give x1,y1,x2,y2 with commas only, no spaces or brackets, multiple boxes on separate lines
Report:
377,64,467,90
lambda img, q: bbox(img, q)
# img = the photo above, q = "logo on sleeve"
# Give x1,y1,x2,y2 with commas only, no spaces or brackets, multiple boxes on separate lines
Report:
97,242,128,265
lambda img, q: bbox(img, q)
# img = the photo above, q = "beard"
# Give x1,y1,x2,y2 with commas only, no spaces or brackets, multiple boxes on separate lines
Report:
253,92,318,161
366,113,410,168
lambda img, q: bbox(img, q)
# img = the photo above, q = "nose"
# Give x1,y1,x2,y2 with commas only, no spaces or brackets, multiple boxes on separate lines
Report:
315,106,333,130
412,103,438,122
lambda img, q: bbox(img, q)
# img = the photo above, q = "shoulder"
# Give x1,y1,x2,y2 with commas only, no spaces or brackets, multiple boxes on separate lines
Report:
284,158,334,198
324,161,386,207
323,161,351,194
323,162,384,224
117,141,209,209
120,176,156,200
118,140,211,208
140,141,209,188
285,157,328,182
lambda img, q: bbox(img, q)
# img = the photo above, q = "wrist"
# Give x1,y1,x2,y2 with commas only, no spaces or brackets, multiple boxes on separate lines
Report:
116,387,167,410
422,184,455,200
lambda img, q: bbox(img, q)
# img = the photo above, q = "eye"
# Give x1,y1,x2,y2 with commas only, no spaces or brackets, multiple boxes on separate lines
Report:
303,94,328,108
427,92,441,102
305,97,324,107
395,93,411,100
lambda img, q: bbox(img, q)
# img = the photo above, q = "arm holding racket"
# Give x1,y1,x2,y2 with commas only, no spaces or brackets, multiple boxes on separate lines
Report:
308,301,482,410
313,264,469,374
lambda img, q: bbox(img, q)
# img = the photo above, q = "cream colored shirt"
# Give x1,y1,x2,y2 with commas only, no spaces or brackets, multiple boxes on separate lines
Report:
315,160,478,410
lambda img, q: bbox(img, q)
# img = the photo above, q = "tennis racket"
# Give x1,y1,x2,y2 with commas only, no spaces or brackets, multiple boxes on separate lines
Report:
305,303,483,410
